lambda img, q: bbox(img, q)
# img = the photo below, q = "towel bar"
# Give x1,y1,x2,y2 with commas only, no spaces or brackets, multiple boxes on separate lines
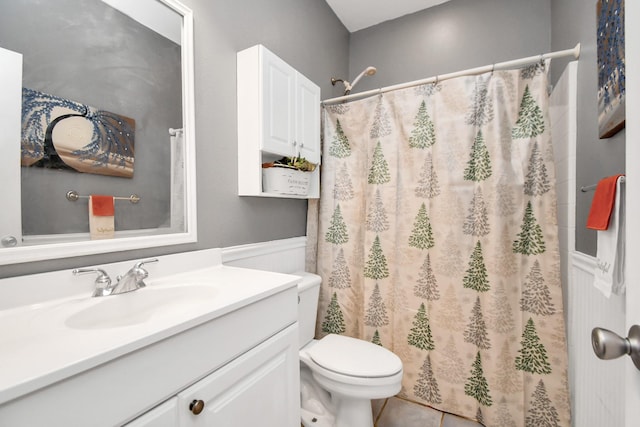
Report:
581,176,626,192
66,190,141,204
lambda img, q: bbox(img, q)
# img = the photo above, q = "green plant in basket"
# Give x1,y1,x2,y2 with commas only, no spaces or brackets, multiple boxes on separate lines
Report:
274,156,317,172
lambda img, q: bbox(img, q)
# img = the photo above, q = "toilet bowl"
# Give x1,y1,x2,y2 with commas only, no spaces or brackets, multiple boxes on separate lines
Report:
295,272,403,427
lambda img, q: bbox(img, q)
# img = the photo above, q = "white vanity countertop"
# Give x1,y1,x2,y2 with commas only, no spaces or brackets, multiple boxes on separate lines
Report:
0,264,300,405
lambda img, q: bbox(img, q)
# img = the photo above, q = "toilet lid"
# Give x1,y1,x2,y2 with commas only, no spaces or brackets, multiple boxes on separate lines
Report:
307,334,402,378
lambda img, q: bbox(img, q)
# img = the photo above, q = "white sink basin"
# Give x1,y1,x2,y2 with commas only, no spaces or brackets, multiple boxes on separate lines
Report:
64,284,219,330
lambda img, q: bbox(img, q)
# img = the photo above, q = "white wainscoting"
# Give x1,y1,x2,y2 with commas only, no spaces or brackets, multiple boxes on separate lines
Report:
569,251,625,427
221,236,307,274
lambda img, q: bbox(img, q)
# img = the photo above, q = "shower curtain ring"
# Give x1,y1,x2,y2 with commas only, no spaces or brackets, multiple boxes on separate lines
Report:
434,75,439,85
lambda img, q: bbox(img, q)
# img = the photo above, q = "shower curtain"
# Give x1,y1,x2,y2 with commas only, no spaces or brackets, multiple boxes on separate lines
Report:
313,61,570,426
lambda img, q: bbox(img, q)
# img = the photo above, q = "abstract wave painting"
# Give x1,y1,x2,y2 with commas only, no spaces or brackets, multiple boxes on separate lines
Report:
21,87,135,178
596,0,625,138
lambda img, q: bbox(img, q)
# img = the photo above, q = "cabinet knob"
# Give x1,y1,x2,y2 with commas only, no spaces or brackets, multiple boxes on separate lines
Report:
189,399,205,415
1,235,17,247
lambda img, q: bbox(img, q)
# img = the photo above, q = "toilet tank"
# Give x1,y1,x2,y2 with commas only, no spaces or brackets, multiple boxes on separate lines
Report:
294,272,322,349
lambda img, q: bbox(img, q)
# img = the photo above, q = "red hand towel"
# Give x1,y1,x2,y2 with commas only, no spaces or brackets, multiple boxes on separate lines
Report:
91,195,115,216
586,174,625,230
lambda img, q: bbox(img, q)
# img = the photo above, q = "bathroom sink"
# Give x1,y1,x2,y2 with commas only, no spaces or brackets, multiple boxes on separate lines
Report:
64,284,219,330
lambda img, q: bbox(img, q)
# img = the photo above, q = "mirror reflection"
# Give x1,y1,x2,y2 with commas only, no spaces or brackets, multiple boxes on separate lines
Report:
0,0,194,260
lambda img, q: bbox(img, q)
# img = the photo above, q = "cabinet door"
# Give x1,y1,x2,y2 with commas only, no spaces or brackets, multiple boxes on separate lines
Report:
261,48,296,158
178,324,300,427
295,73,321,164
124,397,178,427
0,47,22,249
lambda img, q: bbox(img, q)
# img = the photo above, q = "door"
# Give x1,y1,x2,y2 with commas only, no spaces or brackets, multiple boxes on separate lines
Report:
296,73,320,164
262,46,296,158
124,398,178,427
0,47,22,249
625,2,640,425
178,324,300,427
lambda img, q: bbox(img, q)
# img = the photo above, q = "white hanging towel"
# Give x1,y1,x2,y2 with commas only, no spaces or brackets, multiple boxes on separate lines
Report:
593,176,625,298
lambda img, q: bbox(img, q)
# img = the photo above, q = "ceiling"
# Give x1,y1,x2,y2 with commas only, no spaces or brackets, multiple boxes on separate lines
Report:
325,0,452,32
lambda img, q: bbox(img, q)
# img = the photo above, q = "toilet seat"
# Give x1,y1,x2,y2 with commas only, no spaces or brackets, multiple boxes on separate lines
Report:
307,334,402,378
306,334,402,378
299,335,403,400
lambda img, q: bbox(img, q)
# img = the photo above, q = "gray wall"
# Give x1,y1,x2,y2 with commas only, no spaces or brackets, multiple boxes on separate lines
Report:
2,0,349,277
348,0,551,91
550,1,625,256
0,0,181,235
6,0,613,278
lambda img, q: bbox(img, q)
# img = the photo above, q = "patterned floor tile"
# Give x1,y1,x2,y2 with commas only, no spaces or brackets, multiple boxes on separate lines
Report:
441,413,484,427
375,397,442,427
372,398,387,422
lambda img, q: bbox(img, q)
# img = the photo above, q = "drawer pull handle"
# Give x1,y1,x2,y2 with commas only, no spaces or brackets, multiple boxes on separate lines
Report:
189,399,205,415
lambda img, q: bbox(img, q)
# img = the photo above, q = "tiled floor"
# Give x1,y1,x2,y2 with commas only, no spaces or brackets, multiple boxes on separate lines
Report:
372,397,483,427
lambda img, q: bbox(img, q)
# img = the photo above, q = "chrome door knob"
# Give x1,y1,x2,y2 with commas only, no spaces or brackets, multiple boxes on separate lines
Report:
592,325,640,370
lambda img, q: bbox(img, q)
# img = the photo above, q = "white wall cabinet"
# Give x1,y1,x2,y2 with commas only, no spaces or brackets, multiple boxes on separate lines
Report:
237,44,320,198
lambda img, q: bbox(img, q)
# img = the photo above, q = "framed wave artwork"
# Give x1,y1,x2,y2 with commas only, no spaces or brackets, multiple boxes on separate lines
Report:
21,88,135,178
597,0,625,139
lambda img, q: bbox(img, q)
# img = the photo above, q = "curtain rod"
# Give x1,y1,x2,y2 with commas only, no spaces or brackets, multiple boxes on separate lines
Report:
322,43,581,105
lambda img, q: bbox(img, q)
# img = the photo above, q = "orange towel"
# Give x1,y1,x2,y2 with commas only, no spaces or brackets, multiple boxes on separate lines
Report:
586,174,625,230
91,195,114,216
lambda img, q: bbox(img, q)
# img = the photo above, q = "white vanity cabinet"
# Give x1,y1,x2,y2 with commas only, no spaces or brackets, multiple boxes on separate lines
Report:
126,324,298,427
0,268,300,427
125,398,178,427
237,44,321,198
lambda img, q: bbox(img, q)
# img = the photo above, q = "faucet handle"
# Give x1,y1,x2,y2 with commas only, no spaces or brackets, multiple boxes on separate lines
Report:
72,268,111,284
72,268,113,297
118,258,159,290
134,258,159,270
132,258,159,280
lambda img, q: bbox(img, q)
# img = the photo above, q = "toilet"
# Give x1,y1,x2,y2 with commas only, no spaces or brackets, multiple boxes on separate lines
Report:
295,272,403,427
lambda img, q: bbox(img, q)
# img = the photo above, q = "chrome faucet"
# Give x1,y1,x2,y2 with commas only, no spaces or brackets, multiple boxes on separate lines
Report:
72,258,158,297
72,268,115,297
114,258,159,294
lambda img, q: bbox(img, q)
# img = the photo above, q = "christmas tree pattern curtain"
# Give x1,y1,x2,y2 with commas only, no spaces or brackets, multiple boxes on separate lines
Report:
316,61,570,426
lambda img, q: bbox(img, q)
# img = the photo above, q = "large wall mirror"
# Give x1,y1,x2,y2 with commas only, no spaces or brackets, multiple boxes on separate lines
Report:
0,0,197,265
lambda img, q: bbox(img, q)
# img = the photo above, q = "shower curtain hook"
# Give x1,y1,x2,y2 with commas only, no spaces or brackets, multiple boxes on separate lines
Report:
491,63,495,74
434,75,439,86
